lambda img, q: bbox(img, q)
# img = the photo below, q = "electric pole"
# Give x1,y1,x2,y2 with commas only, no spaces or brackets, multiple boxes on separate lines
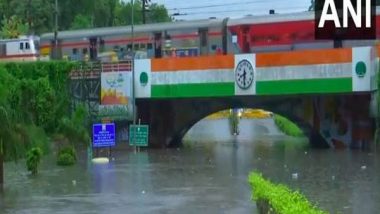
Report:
53,0,58,59
142,0,150,24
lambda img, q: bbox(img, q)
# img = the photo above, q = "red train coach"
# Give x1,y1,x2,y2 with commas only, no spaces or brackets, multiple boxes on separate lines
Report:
40,7,380,61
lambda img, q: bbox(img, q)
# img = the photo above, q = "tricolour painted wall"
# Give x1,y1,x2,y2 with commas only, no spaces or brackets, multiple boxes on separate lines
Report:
134,47,377,99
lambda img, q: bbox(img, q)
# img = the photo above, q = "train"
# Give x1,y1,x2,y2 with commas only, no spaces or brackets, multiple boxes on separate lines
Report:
1,8,380,62
0,36,39,61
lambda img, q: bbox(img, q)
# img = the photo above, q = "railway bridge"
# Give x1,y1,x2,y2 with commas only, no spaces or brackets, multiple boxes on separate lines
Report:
71,47,378,149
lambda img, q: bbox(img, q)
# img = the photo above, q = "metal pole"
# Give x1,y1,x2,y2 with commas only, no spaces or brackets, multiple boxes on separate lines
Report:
131,0,137,153
54,0,58,59
142,0,146,24
0,140,3,187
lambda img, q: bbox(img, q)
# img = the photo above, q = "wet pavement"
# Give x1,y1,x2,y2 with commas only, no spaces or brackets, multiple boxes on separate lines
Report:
1,119,379,214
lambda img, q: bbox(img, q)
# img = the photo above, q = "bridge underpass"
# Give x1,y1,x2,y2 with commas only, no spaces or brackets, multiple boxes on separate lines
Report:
136,93,374,149
133,47,377,149
70,46,378,150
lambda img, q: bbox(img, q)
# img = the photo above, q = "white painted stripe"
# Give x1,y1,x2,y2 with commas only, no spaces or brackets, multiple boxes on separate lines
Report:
151,69,234,85
256,63,352,81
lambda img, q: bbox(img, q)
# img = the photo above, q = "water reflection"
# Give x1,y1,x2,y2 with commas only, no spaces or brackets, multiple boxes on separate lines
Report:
1,119,379,213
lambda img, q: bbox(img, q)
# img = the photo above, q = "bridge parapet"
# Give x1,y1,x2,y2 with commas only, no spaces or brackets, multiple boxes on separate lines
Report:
134,47,378,99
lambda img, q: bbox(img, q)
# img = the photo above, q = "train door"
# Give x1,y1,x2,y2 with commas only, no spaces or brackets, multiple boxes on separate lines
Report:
0,43,5,58
89,37,98,60
199,28,209,55
241,25,250,53
154,33,162,58
50,39,62,59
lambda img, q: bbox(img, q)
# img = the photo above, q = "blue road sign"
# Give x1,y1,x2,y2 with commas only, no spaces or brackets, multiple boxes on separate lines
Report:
93,123,116,148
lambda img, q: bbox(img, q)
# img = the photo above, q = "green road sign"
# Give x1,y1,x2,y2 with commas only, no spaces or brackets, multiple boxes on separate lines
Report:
129,125,149,147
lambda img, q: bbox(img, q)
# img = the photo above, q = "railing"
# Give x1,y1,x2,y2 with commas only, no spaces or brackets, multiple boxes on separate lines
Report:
69,60,132,79
101,60,132,72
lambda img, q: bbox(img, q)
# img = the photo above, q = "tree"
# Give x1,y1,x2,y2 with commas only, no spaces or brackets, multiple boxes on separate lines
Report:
70,14,92,30
0,15,29,39
114,0,171,26
147,3,171,23
114,0,143,26
8,0,53,34
0,0,172,35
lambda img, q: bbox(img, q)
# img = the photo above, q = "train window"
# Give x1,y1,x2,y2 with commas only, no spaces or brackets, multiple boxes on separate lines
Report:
127,44,132,50
19,42,24,50
140,43,146,49
25,42,30,50
147,43,153,49
0,44,6,56
134,44,139,50
82,48,88,55
72,48,78,54
199,29,208,47
232,34,238,43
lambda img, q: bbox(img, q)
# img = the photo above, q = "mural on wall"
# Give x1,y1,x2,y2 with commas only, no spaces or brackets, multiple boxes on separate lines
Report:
101,72,131,105
100,71,133,120
316,96,352,149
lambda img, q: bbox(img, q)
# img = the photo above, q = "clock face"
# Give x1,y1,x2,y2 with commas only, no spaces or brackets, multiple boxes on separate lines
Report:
235,59,254,90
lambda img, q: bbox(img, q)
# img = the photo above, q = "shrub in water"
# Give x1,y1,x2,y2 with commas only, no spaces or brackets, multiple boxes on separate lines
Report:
26,147,43,175
57,153,76,166
248,172,327,214
57,147,77,166
274,114,304,137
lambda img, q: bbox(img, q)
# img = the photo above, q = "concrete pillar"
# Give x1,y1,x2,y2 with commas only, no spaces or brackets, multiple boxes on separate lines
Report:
350,95,374,150
137,100,177,148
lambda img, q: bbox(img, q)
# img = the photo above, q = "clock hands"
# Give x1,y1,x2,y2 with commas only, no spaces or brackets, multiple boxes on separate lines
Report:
236,60,254,90
242,69,247,86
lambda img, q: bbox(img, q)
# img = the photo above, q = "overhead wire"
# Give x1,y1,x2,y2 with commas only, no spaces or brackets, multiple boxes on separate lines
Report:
167,0,286,11
170,6,308,16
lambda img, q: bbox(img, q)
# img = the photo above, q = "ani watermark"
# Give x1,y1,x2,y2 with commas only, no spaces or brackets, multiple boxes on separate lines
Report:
315,0,376,40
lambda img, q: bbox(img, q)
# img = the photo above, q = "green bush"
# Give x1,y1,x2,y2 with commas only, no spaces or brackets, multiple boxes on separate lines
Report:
26,147,43,175
0,62,77,162
57,147,77,166
58,104,90,146
248,172,327,214
274,114,304,137
57,153,76,166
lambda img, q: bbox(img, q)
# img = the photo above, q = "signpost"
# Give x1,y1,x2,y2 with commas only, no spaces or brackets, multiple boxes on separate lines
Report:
129,125,149,147
92,123,116,148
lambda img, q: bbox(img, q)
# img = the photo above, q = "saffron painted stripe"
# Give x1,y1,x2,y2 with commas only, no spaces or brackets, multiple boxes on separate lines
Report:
151,69,234,85
256,63,352,81
151,55,235,71
256,48,352,67
256,78,352,95
151,82,235,98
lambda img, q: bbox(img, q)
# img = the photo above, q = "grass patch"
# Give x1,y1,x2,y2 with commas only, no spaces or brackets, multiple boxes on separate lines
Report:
274,114,304,137
248,172,327,214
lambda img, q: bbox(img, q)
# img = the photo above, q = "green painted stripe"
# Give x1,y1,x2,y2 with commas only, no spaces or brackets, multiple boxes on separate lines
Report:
151,82,234,98
256,78,352,95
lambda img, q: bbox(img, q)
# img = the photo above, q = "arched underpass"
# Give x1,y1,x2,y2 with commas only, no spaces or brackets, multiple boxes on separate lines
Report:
182,108,285,144
136,94,359,148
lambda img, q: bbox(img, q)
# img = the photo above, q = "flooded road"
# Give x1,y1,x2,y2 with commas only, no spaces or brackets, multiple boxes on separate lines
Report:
1,119,380,214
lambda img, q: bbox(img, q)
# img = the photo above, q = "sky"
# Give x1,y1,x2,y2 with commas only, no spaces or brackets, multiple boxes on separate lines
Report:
151,0,312,20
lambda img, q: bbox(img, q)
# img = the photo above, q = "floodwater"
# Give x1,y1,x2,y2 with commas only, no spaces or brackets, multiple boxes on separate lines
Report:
1,119,379,214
